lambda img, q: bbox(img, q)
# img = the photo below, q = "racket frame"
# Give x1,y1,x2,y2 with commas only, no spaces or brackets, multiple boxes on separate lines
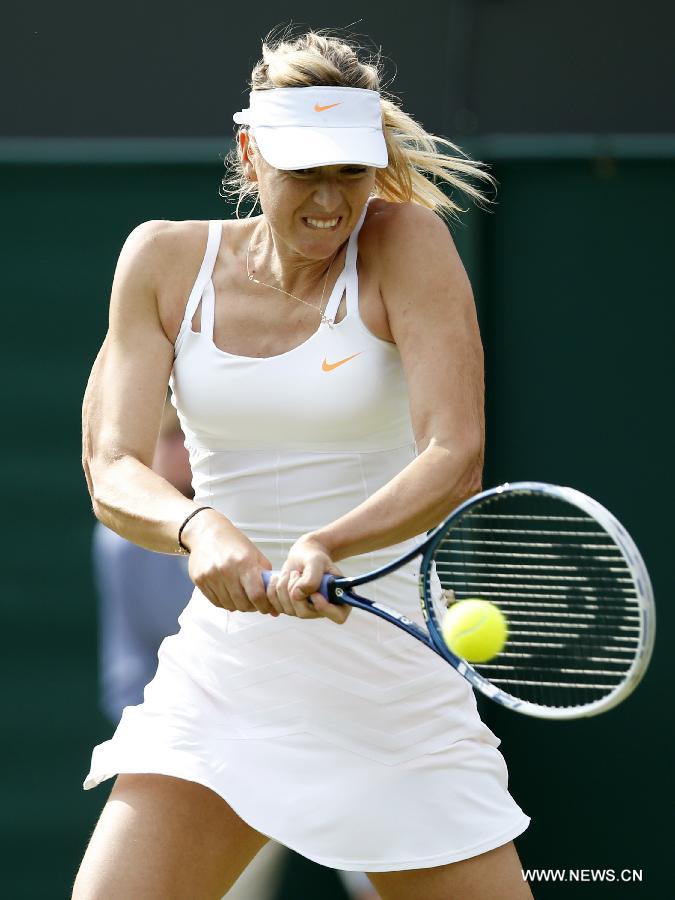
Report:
325,481,655,720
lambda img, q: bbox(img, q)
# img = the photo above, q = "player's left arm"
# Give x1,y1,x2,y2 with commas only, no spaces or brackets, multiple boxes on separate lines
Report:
304,202,485,563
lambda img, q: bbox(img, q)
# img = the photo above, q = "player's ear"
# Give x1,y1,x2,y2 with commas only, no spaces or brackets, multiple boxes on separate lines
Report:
240,130,258,183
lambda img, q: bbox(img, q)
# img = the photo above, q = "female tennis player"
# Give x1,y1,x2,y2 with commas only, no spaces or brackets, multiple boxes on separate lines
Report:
74,30,533,900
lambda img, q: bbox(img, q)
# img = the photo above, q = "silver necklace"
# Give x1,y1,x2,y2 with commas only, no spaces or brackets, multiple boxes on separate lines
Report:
246,224,339,328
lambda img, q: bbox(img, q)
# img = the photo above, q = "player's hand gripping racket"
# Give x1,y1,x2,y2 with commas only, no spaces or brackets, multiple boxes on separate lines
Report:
263,482,655,720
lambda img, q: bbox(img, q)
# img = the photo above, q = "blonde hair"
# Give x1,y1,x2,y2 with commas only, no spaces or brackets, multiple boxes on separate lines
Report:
222,29,497,221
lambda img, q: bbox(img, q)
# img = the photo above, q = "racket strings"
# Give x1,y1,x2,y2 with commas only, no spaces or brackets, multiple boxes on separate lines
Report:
427,492,640,710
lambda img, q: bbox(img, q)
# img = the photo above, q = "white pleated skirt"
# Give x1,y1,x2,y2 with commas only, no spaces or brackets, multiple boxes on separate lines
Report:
84,547,529,871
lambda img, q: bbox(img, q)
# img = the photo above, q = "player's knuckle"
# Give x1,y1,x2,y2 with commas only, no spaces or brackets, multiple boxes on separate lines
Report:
249,586,268,605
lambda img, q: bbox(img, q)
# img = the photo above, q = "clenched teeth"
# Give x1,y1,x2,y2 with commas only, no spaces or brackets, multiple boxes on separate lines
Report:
305,217,340,229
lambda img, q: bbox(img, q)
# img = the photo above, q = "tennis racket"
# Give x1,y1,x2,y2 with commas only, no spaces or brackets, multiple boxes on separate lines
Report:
263,482,654,720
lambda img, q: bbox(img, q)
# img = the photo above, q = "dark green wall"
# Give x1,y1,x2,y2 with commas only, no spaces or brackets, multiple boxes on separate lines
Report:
5,1,674,138
0,145,670,897
465,156,672,898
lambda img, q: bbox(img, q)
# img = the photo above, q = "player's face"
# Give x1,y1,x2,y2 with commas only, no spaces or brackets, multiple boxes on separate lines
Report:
243,133,376,261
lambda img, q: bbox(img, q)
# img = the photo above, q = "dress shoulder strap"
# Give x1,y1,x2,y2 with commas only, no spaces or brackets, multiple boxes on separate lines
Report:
321,270,347,323
174,220,223,356
344,199,370,317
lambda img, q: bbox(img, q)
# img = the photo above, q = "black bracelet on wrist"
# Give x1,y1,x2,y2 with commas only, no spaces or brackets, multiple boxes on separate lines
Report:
178,506,213,553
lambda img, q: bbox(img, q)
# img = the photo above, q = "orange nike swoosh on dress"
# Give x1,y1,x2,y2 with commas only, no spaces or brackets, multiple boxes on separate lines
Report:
314,102,342,112
322,353,362,372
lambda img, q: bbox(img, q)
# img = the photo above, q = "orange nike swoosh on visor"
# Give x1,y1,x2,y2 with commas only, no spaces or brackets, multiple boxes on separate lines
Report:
322,352,362,372
314,102,342,112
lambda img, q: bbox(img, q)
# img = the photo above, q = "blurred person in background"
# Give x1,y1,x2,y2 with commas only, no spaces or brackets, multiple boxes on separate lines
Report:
93,396,194,721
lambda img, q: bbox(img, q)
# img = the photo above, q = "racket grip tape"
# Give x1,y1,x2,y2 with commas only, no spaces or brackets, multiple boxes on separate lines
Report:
261,571,337,601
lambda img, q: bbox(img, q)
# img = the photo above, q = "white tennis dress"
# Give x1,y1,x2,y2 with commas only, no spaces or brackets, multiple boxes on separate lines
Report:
84,203,529,871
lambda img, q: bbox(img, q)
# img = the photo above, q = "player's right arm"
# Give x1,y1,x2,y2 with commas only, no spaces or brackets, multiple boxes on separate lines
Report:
82,221,275,613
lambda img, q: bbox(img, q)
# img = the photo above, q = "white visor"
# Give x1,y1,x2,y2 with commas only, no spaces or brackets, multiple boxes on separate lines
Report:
233,86,388,170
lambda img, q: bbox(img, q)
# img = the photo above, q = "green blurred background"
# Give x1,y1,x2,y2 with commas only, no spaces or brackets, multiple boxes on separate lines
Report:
2,1,673,897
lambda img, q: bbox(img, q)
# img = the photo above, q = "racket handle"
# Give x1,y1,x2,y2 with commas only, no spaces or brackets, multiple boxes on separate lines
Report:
261,570,336,600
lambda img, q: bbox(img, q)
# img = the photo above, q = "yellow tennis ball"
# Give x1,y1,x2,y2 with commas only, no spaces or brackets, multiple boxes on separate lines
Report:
441,599,507,663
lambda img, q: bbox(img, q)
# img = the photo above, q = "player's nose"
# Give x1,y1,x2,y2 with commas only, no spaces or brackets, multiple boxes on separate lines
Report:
311,181,342,212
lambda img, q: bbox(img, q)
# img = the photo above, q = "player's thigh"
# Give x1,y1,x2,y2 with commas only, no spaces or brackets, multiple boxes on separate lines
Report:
72,773,269,900
367,841,532,900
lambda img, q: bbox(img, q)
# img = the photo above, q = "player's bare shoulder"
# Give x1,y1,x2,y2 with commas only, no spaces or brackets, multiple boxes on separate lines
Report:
362,200,458,281
359,200,471,334
125,219,211,344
